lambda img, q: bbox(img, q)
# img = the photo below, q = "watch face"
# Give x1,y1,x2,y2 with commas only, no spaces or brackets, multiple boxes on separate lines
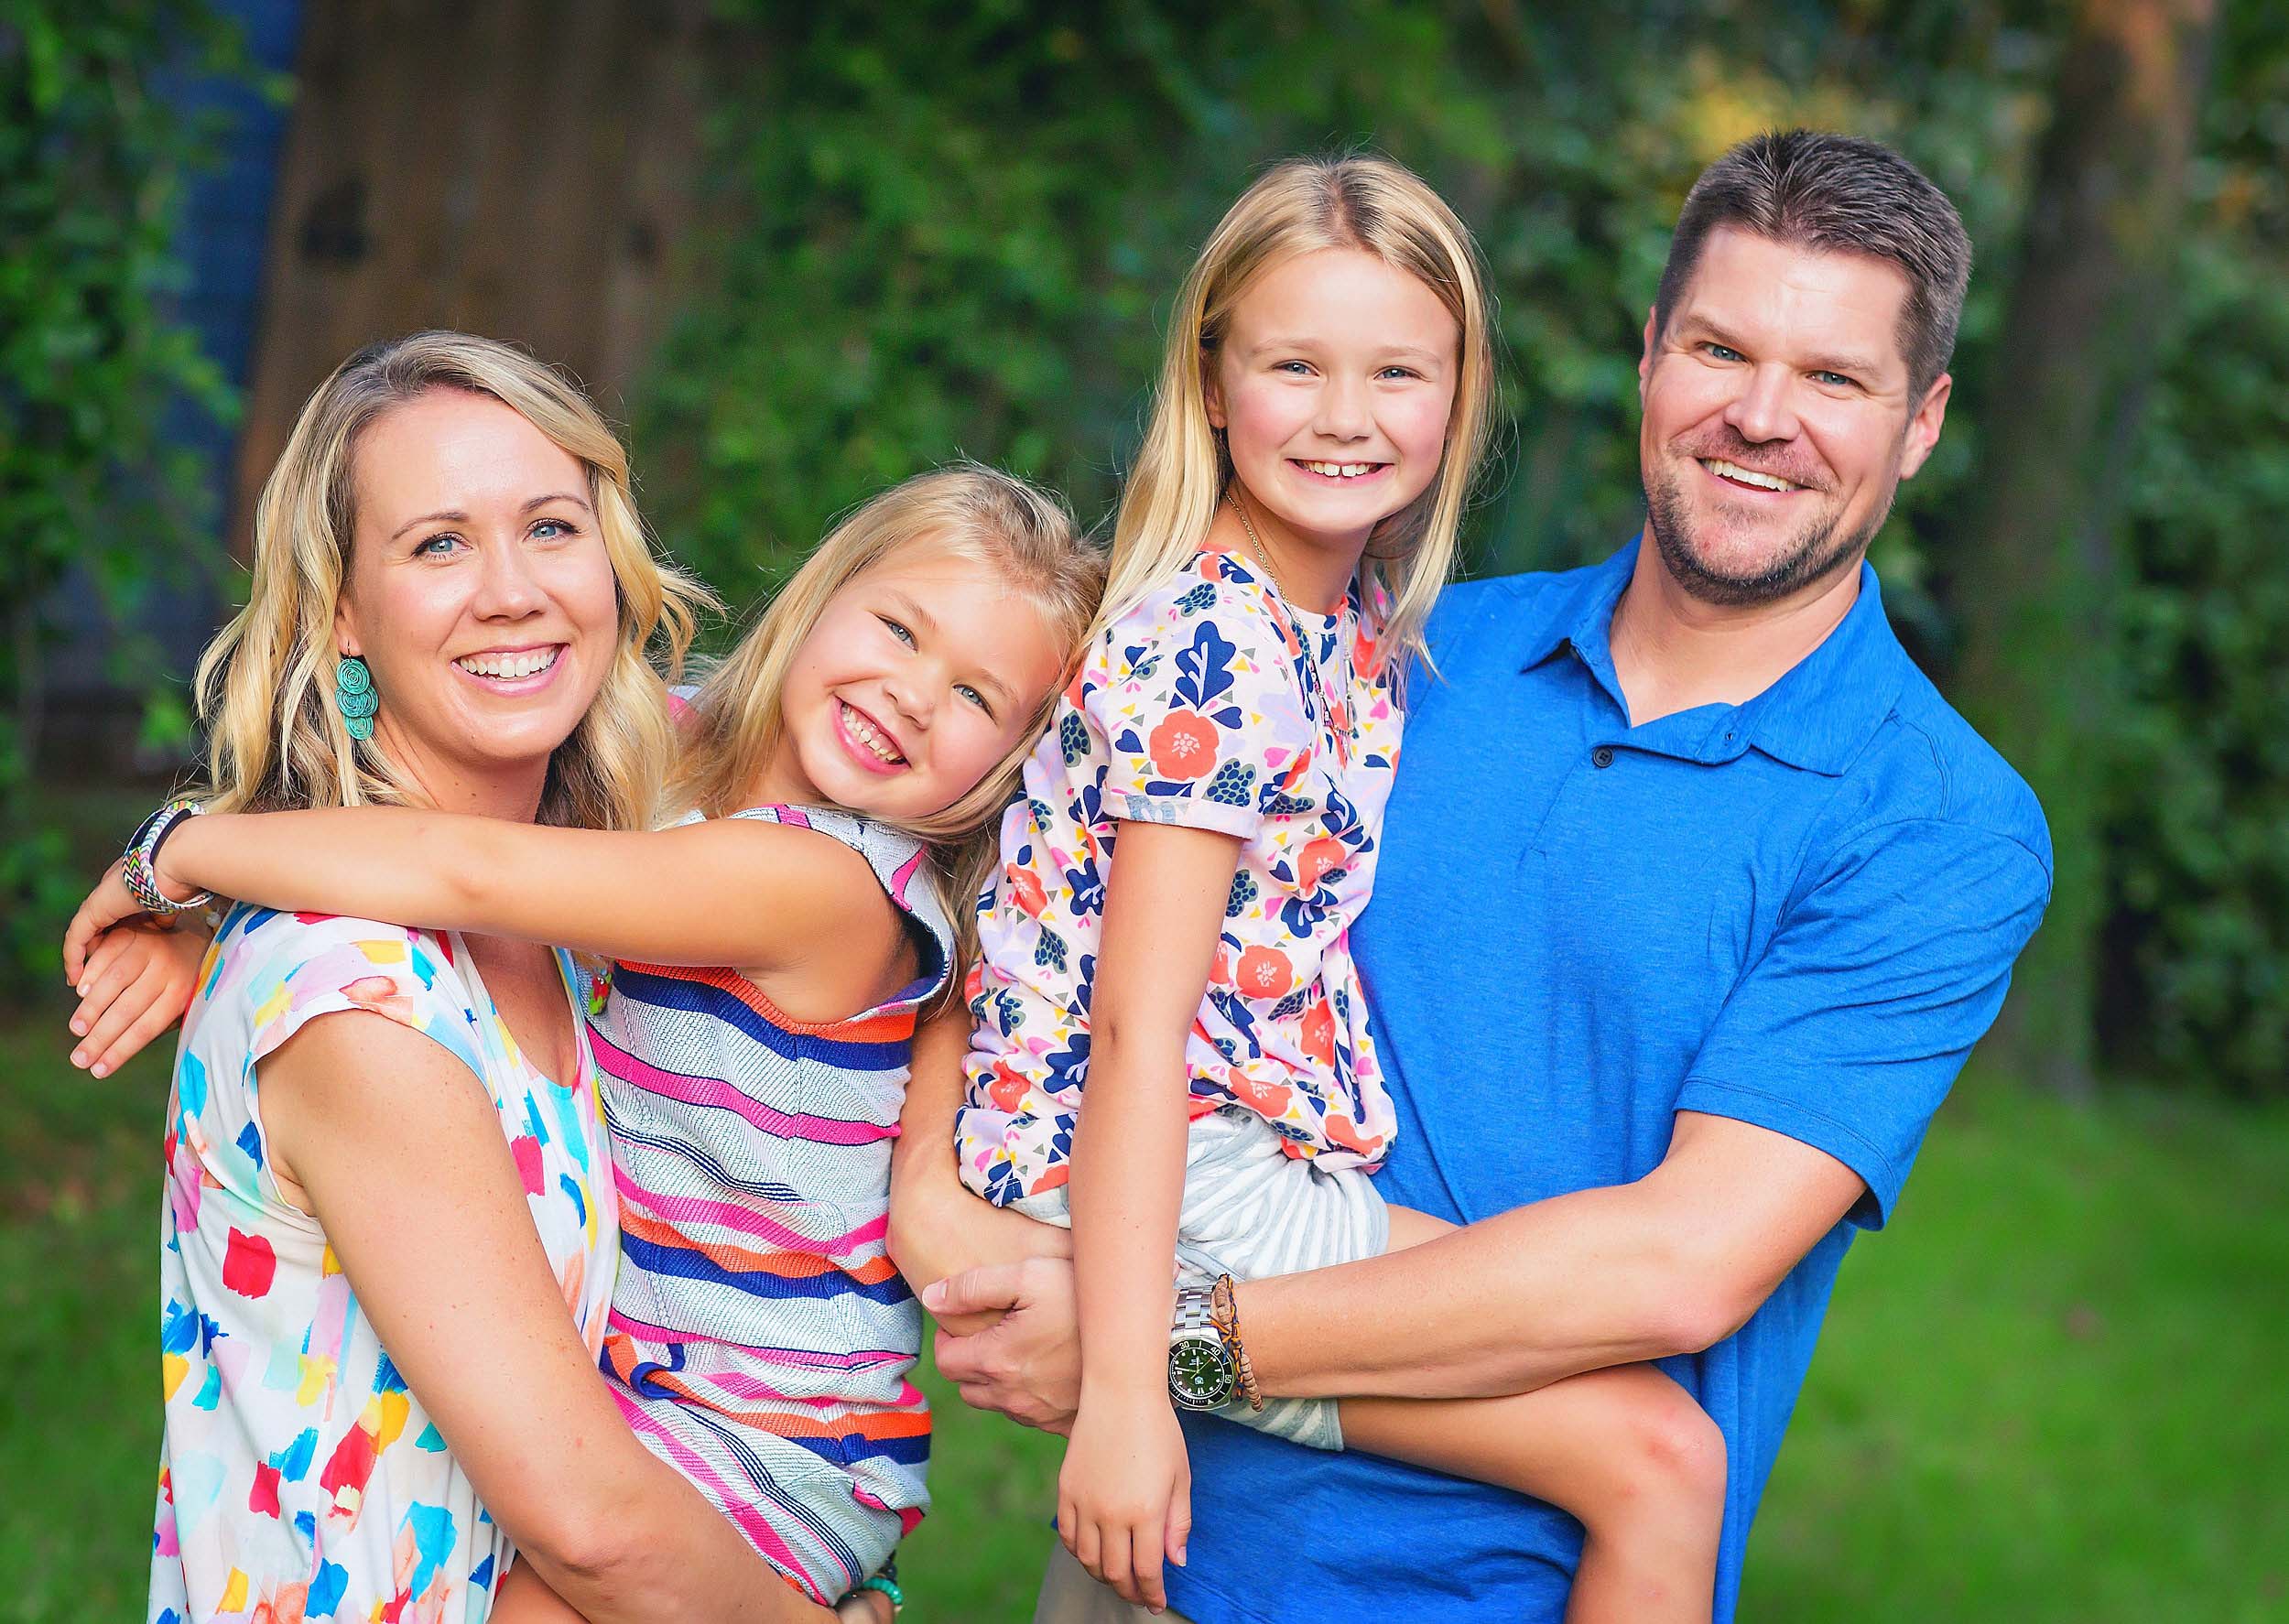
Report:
1168,1336,1236,1410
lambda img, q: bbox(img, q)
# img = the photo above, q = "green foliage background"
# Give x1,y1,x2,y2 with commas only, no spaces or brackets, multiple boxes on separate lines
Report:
0,1,248,977
3,0,2284,1093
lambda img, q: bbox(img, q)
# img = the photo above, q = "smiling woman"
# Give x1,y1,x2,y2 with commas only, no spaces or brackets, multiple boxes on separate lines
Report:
76,331,928,1624
197,332,701,834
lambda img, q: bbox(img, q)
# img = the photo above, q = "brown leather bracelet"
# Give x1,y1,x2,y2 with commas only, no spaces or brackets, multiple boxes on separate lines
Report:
1209,1273,1264,1412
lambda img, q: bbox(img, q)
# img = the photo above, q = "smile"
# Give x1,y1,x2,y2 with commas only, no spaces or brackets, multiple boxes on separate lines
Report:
1699,458,1804,493
837,699,906,770
451,644,564,687
1293,459,1388,481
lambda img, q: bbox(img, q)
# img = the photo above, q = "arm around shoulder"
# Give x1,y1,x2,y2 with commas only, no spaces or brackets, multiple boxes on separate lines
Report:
158,806,894,974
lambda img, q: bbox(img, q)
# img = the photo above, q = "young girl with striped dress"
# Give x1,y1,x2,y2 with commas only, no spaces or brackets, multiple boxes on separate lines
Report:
68,465,1103,1618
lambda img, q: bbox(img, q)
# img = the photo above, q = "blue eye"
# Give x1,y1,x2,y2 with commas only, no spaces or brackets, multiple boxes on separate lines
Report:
957,683,993,716
1274,360,1313,375
879,616,915,645
1705,342,1745,363
415,532,463,557
532,517,578,540
1377,365,1420,382
1812,370,1856,388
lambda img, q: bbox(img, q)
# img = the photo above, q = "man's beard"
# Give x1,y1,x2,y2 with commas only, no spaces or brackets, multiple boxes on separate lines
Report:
1644,458,1886,609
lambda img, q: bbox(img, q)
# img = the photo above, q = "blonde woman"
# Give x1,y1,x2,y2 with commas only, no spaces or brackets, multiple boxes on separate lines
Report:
71,452,1104,1615
69,330,914,1624
932,155,1728,1620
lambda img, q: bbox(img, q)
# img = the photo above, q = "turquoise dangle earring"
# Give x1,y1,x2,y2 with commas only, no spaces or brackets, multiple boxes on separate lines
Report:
335,654,378,742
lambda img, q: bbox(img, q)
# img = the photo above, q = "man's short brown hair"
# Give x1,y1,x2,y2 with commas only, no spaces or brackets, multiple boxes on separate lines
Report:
1654,130,1972,398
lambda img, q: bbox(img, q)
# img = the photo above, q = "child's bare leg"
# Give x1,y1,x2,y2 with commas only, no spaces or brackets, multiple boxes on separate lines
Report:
1343,1205,1726,1623
493,1556,590,1623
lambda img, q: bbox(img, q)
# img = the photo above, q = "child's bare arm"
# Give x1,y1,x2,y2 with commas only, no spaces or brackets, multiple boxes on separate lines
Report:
1058,820,1241,1613
887,999,1069,1337
131,806,893,971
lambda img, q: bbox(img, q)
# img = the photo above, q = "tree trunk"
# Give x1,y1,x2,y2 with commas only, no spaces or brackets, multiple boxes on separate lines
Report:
1949,0,2217,1093
230,0,716,554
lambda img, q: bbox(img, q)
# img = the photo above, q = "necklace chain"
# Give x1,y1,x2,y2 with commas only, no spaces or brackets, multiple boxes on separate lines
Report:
1225,490,1293,607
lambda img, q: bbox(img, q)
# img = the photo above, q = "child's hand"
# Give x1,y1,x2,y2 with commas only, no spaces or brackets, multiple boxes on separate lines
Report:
832,1590,893,1623
1058,1395,1191,1613
61,860,152,986
67,920,208,1077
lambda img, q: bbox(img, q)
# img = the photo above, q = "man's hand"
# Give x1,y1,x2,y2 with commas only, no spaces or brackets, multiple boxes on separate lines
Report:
924,1256,1084,1433
889,1173,1069,1338
1058,1394,1191,1613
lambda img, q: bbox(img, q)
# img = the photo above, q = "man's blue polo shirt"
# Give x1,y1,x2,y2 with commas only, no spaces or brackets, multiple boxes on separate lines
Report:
1166,540,2052,1623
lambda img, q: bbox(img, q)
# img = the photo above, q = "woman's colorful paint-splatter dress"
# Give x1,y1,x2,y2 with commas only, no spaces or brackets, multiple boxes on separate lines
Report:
151,906,614,1624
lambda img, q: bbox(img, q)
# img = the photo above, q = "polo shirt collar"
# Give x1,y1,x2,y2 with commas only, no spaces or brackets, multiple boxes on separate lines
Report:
1522,536,1913,777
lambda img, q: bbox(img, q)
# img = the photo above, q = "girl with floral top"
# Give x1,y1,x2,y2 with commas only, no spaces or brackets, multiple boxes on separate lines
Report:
952,156,1730,1621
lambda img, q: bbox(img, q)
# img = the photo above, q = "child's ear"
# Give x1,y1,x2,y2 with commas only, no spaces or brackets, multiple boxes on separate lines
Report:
1201,348,1226,429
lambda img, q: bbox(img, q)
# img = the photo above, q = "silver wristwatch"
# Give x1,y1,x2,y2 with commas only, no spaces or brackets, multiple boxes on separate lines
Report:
1166,1285,1237,1411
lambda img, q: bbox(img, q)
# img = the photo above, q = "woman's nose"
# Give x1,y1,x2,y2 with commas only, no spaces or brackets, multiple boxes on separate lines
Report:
471,536,548,618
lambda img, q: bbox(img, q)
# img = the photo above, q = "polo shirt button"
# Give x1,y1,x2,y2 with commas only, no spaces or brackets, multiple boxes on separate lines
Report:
1592,746,1616,769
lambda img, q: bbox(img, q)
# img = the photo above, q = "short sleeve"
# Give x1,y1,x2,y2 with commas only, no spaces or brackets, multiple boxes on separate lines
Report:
1085,565,1311,840
178,912,488,1217
237,915,486,1082
1675,821,2051,1229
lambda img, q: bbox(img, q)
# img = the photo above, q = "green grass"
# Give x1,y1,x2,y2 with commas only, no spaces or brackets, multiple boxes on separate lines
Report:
3,1001,2283,1621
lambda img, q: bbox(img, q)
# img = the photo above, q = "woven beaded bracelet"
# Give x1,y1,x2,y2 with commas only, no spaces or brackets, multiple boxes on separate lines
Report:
122,797,213,915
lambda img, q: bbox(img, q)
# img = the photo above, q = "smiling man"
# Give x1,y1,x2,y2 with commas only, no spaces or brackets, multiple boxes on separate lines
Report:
911,130,2052,1623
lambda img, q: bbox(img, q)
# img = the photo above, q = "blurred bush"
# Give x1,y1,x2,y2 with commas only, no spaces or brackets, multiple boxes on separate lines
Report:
2100,6,2289,1092
1,2,244,983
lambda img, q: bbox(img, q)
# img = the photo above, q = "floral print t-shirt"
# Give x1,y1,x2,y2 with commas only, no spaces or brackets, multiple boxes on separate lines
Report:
958,541,1404,1207
150,905,616,1624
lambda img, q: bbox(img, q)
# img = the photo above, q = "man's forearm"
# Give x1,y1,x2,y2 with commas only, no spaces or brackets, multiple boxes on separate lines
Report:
1238,1175,1707,1400
1238,1112,1863,1401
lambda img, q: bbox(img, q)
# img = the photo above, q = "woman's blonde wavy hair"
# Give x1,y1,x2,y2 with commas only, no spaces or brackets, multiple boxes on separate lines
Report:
667,463,1105,979
194,330,712,832
1101,153,1499,677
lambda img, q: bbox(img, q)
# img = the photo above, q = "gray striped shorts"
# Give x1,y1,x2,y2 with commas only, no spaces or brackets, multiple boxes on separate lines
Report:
1012,1107,1389,1450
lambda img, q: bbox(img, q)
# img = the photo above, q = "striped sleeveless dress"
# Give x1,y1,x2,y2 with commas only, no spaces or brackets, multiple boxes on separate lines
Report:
586,805,950,1604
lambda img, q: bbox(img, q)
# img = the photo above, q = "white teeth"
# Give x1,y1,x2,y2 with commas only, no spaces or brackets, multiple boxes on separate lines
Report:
841,701,904,764
1300,460,1380,479
454,647,560,679
1704,459,1800,493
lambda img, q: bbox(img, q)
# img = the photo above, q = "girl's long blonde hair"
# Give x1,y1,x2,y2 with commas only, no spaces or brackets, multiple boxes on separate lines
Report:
667,463,1105,976
1103,153,1499,673
194,330,712,832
